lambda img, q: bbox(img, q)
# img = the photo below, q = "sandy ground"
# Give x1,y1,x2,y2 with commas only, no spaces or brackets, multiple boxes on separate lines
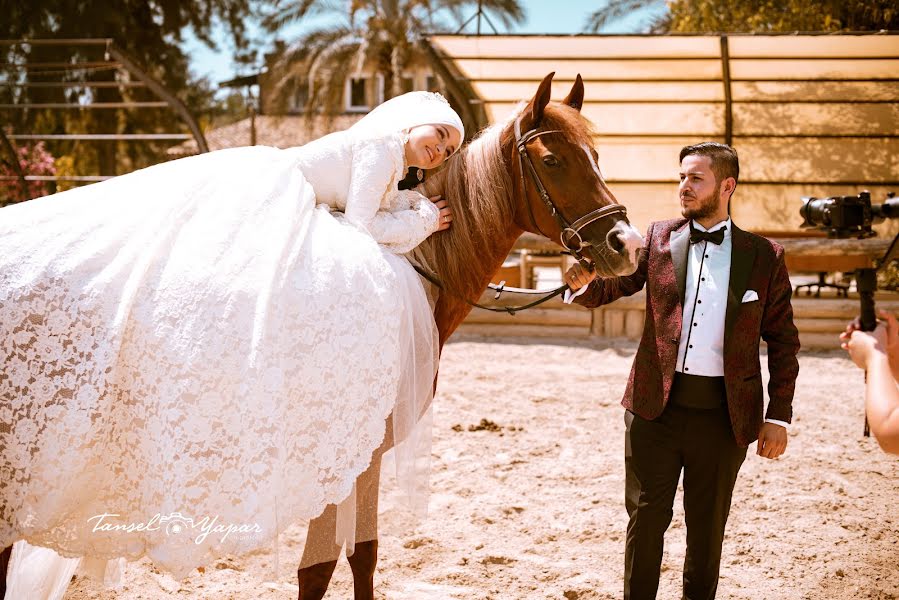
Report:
63,336,899,600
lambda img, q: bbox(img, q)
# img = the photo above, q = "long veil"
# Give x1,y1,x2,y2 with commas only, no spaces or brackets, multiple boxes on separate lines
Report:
5,541,125,599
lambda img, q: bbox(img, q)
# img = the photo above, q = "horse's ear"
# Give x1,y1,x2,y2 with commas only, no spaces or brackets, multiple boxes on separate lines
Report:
562,74,584,112
525,72,554,127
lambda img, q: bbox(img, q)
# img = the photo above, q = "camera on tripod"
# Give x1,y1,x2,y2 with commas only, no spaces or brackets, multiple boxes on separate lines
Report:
799,190,899,239
797,189,898,333
799,190,898,437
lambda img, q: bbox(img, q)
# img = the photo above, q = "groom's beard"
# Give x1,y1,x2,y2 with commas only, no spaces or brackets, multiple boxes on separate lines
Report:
680,188,719,221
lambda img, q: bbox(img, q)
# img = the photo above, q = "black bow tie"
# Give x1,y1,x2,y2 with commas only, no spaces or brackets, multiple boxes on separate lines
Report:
689,224,726,245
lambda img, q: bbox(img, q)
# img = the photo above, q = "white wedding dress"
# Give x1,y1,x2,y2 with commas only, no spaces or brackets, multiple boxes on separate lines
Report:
0,93,458,593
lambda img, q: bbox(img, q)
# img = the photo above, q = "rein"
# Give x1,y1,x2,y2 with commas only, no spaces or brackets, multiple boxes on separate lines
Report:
412,263,568,316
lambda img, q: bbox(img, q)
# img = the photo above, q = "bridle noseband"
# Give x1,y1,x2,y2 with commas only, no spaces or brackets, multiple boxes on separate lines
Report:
514,116,628,273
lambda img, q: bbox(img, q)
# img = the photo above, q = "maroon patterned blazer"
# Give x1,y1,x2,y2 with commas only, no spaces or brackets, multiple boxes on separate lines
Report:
574,218,800,447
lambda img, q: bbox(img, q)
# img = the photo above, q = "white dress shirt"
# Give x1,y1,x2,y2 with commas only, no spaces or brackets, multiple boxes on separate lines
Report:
675,218,731,376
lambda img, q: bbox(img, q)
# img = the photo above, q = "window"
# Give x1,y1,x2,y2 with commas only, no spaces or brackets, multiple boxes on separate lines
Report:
401,76,414,94
346,77,369,111
346,74,386,111
426,75,441,92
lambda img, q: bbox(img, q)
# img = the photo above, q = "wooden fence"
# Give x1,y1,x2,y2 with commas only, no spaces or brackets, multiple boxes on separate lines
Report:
426,34,899,237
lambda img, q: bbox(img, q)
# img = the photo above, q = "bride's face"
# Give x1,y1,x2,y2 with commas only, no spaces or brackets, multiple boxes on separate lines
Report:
404,124,461,170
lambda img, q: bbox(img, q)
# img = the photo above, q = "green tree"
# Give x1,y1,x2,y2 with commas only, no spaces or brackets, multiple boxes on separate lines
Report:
0,0,259,194
584,0,899,33
262,0,524,116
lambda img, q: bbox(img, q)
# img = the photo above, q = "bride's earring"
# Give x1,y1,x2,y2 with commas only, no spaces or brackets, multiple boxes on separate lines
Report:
416,168,424,182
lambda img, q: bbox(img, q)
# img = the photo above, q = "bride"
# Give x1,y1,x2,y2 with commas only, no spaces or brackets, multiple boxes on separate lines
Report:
0,91,463,593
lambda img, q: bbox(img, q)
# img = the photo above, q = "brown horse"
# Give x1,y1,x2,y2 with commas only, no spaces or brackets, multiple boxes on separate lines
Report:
295,72,644,599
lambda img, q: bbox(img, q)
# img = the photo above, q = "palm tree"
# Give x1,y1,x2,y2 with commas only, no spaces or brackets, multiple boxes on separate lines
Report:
583,0,669,33
261,0,524,123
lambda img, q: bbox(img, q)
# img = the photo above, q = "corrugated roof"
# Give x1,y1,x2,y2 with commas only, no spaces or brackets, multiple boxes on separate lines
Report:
166,114,363,157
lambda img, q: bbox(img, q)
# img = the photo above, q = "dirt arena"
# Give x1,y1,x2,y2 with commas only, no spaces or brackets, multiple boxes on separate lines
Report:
66,336,899,599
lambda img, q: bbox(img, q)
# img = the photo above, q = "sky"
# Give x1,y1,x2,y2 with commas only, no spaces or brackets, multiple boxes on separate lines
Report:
184,0,662,86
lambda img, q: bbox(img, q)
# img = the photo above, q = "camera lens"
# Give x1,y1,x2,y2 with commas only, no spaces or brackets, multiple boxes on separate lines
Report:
800,197,833,227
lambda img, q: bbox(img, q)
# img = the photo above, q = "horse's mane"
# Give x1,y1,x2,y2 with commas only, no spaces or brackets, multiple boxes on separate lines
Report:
416,102,594,299
415,112,514,299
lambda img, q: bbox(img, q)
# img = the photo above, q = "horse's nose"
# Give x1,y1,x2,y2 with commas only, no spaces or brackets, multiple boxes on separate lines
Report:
607,228,626,254
607,221,644,264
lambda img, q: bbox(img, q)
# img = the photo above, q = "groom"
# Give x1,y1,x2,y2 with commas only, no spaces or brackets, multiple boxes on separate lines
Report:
565,142,800,599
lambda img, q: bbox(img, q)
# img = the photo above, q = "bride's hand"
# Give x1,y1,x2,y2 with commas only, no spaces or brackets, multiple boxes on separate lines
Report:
433,197,452,231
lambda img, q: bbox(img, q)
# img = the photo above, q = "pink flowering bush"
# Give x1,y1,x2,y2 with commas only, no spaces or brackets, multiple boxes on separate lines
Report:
1,141,56,205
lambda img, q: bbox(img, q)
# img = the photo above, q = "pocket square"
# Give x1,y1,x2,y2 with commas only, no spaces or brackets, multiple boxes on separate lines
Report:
741,290,759,303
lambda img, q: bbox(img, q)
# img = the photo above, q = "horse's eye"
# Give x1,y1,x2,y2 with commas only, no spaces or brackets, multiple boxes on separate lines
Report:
542,155,559,167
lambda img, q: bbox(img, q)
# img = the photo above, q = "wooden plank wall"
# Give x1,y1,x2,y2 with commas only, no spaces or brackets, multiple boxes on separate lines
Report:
428,34,899,237
454,289,899,350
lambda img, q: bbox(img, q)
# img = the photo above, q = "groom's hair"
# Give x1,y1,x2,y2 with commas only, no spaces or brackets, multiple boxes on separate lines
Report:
679,142,739,187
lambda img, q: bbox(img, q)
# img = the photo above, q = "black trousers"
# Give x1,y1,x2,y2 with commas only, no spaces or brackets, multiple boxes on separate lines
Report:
623,373,747,600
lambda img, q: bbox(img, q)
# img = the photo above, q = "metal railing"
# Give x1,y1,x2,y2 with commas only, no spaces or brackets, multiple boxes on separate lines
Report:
1,38,209,191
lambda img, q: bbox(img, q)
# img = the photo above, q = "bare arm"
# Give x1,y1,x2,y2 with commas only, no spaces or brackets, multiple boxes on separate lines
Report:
841,311,899,454
862,352,899,454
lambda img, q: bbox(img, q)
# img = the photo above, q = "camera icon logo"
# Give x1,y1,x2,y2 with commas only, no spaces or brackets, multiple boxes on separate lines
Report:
160,512,195,536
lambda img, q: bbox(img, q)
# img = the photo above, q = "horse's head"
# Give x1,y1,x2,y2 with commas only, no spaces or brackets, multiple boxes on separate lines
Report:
510,72,643,277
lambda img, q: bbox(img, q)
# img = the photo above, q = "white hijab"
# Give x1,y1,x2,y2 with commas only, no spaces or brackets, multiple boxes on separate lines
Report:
350,91,464,153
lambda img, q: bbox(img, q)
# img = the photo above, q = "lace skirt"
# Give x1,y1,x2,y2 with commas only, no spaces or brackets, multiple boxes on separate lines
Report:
0,146,438,580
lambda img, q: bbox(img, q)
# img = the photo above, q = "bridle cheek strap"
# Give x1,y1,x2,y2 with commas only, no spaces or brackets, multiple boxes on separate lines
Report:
514,118,558,240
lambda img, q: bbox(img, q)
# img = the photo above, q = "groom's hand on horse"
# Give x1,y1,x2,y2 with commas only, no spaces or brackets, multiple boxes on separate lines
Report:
433,196,453,231
756,422,788,459
565,263,597,291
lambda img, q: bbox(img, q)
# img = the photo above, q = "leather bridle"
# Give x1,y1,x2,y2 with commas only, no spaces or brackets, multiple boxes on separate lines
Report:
412,115,631,316
514,115,628,274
